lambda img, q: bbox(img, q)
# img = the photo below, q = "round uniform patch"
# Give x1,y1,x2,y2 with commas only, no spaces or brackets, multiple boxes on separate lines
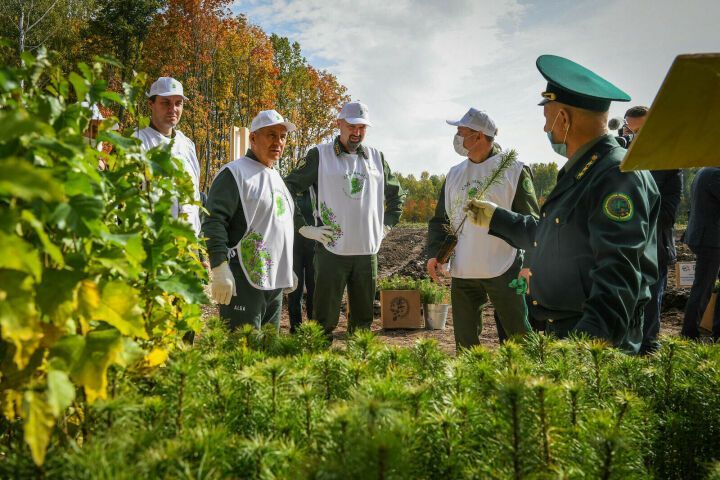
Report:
603,193,634,222
522,177,535,194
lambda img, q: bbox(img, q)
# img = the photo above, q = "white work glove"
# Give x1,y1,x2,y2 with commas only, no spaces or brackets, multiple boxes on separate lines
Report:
283,272,299,295
210,262,236,305
464,199,498,228
426,258,448,283
299,225,334,246
383,224,392,237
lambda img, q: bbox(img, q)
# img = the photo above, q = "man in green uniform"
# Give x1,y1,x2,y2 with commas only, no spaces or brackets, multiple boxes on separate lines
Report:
203,110,297,330
284,102,405,339
466,55,660,353
427,108,538,349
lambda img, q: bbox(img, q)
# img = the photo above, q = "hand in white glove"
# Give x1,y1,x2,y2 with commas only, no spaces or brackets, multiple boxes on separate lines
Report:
299,225,334,246
210,262,236,305
464,199,498,228
383,224,392,237
283,272,299,295
426,258,448,283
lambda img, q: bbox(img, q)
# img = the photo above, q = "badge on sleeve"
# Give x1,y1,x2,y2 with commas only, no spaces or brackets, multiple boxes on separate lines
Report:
603,193,634,221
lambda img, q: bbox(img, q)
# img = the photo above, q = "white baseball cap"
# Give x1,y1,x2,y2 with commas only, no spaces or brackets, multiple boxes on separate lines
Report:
446,108,498,137
250,110,297,133
146,77,188,100
338,101,372,126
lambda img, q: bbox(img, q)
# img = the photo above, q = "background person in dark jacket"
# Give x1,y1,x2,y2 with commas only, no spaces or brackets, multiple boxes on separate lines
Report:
287,189,316,333
624,106,683,353
681,167,720,340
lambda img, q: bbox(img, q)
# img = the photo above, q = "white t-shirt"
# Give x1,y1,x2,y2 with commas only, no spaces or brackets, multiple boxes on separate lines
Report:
134,127,201,237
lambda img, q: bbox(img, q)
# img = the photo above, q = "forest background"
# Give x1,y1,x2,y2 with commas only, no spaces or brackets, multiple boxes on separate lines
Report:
0,0,697,224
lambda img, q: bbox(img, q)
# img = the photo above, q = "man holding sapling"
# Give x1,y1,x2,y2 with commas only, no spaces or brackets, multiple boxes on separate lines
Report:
203,110,297,330
284,102,405,339
427,108,538,349
134,77,201,237
466,55,659,354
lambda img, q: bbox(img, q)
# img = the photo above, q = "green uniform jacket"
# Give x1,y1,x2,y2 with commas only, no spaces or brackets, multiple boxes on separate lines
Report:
488,135,660,352
283,137,406,228
202,149,260,269
427,144,540,258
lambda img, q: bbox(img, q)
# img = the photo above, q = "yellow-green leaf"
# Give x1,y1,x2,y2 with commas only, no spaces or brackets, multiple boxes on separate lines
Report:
46,370,75,417
0,271,42,369
22,391,55,466
0,231,42,280
71,328,125,403
20,210,64,267
93,280,146,339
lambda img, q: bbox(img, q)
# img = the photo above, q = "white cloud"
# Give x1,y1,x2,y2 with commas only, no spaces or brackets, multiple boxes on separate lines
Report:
234,0,720,175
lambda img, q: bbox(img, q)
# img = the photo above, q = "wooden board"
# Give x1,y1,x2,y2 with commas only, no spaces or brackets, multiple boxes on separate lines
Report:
621,53,720,171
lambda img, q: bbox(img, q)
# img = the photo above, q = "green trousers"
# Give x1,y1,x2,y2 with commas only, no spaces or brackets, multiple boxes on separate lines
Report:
218,261,282,331
312,246,377,335
451,254,531,349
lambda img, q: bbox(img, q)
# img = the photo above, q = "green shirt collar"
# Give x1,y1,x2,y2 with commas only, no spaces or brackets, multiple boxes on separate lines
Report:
562,134,609,172
246,148,259,162
333,136,368,159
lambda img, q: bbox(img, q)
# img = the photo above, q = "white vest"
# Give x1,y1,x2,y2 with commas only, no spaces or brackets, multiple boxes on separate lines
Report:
445,152,524,279
222,156,294,290
316,143,385,255
134,127,201,237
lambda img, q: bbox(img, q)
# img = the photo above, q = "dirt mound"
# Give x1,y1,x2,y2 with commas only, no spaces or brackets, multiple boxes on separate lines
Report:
377,226,427,279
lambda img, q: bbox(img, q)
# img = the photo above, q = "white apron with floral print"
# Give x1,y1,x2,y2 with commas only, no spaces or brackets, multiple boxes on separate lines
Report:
222,156,294,290
444,152,524,279
316,142,385,255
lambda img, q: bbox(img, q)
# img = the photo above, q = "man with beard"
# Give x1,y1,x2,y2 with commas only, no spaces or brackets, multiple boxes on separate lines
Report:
284,102,405,340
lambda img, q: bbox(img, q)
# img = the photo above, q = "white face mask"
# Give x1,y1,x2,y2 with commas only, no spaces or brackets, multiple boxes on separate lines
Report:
453,134,469,156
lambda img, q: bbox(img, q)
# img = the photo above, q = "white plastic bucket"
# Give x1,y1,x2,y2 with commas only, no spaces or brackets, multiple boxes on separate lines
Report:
424,304,449,330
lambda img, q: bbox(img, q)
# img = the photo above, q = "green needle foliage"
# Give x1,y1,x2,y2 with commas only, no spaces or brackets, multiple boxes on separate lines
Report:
1,323,718,479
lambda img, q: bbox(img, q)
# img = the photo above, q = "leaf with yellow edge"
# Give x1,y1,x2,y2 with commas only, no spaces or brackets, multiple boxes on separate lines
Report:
2,390,23,421
22,391,55,466
70,328,124,403
0,271,43,369
92,280,147,339
144,347,169,367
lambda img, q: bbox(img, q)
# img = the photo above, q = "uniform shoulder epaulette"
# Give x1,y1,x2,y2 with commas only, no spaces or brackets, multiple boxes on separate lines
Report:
576,153,599,180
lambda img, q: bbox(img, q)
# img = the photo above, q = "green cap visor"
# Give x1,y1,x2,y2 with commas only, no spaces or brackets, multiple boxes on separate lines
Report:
536,55,631,112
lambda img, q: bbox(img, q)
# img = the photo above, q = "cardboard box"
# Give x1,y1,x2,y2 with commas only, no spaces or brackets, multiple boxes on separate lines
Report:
675,262,695,287
380,290,423,329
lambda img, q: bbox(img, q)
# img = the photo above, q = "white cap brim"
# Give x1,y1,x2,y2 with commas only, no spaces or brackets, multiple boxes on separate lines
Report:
446,119,462,126
145,91,189,101
251,121,297,133
341,117,372,127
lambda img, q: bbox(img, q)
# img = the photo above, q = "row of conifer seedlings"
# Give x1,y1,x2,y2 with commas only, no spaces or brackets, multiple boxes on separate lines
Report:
1,318,719,479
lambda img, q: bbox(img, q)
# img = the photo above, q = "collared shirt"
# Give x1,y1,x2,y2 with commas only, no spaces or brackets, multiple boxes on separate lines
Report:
562,134,609,174
333,136,369,159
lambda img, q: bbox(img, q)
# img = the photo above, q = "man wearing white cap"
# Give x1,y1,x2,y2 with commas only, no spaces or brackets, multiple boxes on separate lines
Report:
202,110,296,330
134,77,201,237
284,101,405,339
427,108,538,349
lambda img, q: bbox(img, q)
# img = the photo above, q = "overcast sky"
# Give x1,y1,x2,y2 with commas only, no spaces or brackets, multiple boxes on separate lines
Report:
232,0,719,176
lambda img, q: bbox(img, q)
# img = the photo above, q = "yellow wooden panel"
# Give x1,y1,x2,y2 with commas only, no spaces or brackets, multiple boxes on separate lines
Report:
621,53,720,171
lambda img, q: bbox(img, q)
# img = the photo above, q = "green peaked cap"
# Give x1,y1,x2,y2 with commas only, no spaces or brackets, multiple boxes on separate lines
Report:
536,54,631,112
